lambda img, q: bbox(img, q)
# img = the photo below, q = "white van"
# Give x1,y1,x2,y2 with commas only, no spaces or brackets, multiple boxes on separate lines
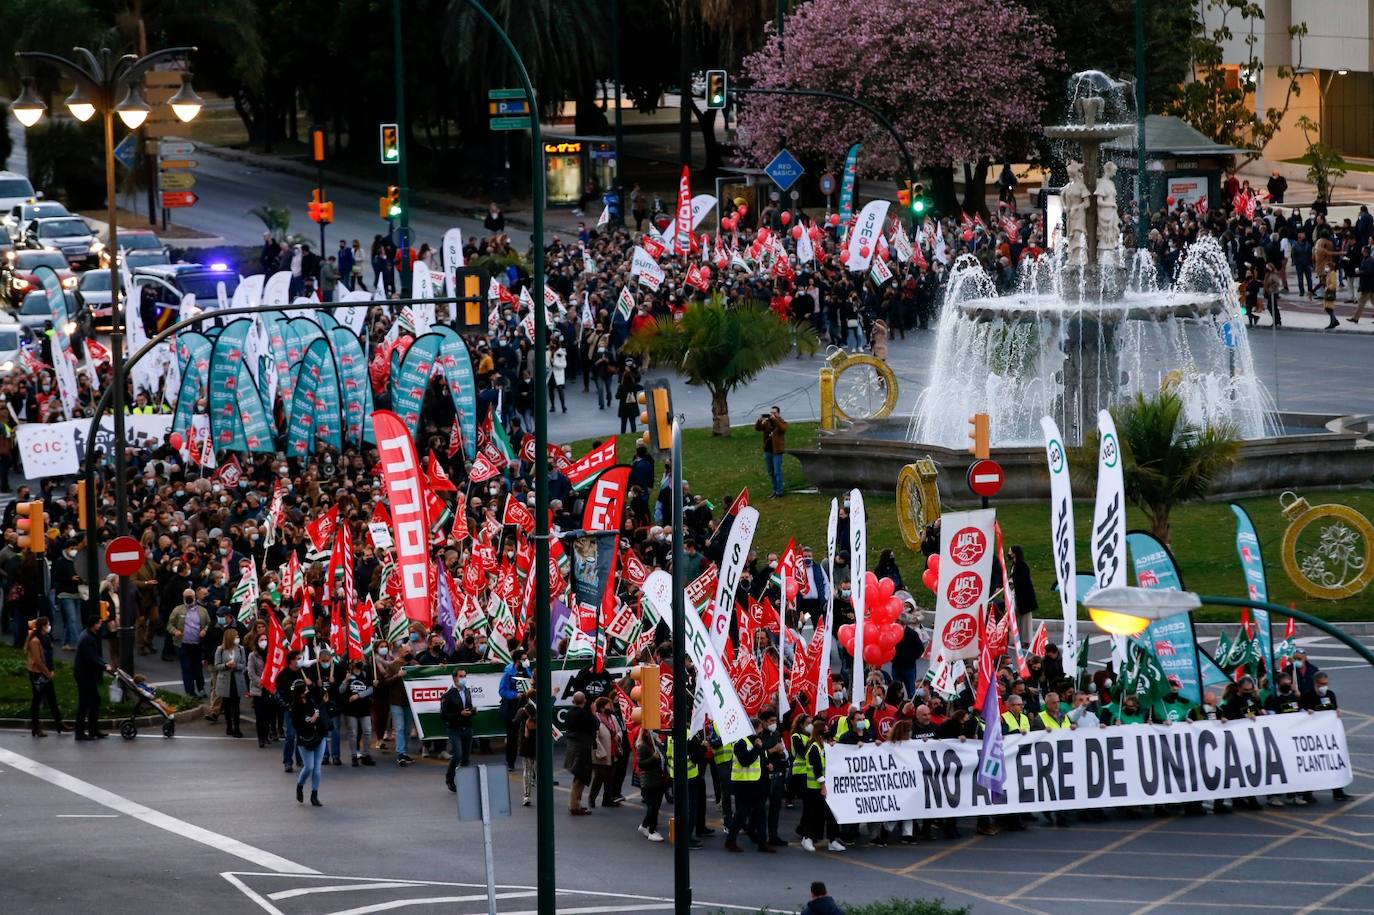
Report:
0,171,39,214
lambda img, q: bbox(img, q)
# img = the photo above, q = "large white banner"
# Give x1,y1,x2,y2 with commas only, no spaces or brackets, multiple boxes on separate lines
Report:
644,569,752,743
442,227,465,298
1093,409,1128,664
1040,416,1079,671
849,488,867,706
708,506,759,652
844,200,890,272
825,712,1352,824
17,415,173,478
932,509,996,661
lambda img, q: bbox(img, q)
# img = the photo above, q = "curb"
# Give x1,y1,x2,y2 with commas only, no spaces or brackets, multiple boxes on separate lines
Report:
0,706,201,732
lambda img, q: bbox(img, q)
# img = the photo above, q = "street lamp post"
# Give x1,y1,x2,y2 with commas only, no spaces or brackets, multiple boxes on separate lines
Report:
1134,0,1149,246
12,45,201,673
390,0,412,295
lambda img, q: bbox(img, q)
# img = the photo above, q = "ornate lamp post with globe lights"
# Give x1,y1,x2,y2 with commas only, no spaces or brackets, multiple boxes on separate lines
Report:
11,46,202,670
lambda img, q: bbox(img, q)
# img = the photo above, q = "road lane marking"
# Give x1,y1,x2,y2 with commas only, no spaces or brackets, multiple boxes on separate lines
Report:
55,813,119,818
1004,817,1170,900
0,747,317,875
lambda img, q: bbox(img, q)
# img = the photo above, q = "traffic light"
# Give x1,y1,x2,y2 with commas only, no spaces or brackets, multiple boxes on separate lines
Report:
307,188,333,224
896,186,911,208
75,480,92,543
967,412,990,460
706,70,727,110
384,184,401,219
910,182,928,216
637,380,673,453
379,123,400,164
311,126,326,163
453,266,490,332
15,500,44,554
628,664,662,730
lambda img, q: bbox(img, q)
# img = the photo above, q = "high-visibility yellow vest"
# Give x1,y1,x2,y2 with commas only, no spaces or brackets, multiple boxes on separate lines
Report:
805,740,824,790
731,739,761,781
1037,710,1068,730
834,715,850,741
713,725,733,767
1002,711,1031,734
666,736,699,780
789,733,809,777
132,405,154,415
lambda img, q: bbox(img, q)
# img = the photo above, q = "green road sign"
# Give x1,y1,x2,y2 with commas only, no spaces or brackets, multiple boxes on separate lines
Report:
488,88,525,100
489,116,531,131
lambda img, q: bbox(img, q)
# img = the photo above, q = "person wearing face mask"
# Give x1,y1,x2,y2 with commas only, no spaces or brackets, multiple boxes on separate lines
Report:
25,616,68,737
375,637,416,767
1299,673,1352,802
168,589,209,698
341,658,376,767
310,647,345,766
757,707,790,847
50,540,84,651
441,669,475,788
724,717,773,854
213,627,247,738
1292,650,1321,695
798,717,845,852
246,630,275,748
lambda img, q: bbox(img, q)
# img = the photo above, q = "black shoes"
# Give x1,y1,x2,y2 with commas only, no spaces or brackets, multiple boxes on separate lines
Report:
296,785,304,804
310,792,322,807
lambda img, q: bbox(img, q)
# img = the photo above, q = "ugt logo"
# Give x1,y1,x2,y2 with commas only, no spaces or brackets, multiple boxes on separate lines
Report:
949,527,987,567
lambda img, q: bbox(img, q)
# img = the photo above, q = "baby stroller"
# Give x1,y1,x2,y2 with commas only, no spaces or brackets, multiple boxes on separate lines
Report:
112,669,177,740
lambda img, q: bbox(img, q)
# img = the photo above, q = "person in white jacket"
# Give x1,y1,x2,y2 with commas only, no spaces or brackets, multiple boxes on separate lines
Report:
548,338,568,413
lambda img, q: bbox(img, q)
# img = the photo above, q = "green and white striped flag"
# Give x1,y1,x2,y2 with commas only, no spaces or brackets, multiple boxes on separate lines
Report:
386,610,410,646
615,286,635,322
488,633,513,665
233,557,260,624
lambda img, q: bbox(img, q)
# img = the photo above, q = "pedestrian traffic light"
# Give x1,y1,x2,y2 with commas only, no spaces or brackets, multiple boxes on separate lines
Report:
628,664,662,730
967,412,990,460
706,70,727,110
453,266,490,333
379,123,400,164
307,188,333,224
75,480,92,543
15,500,44,554
637,380,674,453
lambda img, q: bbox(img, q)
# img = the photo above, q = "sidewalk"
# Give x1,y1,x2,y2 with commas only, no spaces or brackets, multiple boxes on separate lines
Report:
1259,290,1374,334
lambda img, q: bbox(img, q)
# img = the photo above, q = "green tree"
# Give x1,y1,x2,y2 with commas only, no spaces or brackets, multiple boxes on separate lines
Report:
1294,115,1346,204
624,296,819,436
1076,389,1241,544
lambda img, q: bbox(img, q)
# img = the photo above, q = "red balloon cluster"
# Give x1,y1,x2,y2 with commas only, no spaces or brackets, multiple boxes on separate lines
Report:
722,216,736,232
920,554,940,592
837,573,905,668
780,211,792,226
168,431,184,450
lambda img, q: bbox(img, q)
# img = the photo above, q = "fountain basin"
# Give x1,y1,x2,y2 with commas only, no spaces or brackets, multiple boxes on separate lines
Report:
957,292,1228,323
794,413,1374,504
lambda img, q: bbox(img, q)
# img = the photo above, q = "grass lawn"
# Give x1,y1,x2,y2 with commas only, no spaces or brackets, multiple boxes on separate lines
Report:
573,422,1374,622
0,642,199,722
1284,155,1374,175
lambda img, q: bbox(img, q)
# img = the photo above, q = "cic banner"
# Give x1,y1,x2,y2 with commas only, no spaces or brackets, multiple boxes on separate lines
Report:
824,712,1351,824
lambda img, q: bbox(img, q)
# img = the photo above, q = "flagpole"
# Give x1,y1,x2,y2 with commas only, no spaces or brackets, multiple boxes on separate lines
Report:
669,418,690,915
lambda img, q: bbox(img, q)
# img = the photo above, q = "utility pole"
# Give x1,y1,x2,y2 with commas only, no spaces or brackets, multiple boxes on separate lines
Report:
670,419,690,915
611,0,625,223
678,0,691,170
391,0,412,293
1134,0,1149,246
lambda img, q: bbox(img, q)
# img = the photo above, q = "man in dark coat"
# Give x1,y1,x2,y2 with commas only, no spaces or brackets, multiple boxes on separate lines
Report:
563,691,597,814
74,616,114,739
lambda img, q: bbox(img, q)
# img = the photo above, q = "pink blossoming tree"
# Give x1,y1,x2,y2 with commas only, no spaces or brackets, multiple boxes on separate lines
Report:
737,0,1059,215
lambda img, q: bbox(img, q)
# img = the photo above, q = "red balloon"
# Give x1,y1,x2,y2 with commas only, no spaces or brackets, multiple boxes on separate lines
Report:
701,265,712,280
829,213,840,227
780,211,792,226
877,577,896,601
863,643,885,666
722,217,735,232
863,620,881,644
168,431,184,450
962,230,974,243
886,596,903,618
879,623,902,649
921,569,937,591
926,554,940,575
790,225,803,240
785,578,799,600
716,256,728,270
879,247,890,262
840,247,849,261
838,623,855,644
1166,195,1176,206
859,246,870,259
737,204,749,217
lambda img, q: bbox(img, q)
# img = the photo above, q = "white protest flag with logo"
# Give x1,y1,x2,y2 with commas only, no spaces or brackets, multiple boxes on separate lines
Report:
630,245,662,277
411,262,435,335
849,488,867,706
932,509,996,661
442,228,464,298
636,253,665,291
815,498,838,715
596,203,611,228
869,254,893,286
796,226,815,265
844,200,890,273
644,569,752,742
927,650,957,698
1092,409,1128,666
660,194,718,251
674,165,693,255
709,506,760,652
1040,416,1079,673
892,221,914,263
615,286,635,323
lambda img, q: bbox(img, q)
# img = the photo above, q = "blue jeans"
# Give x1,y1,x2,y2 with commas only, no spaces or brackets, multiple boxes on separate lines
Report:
296,742,325,790
1296,264,1313,296
282,712,303,767
327,713,341,761
390,704,412,759
178,644,204,696
57,597,81,646
765,452,784,496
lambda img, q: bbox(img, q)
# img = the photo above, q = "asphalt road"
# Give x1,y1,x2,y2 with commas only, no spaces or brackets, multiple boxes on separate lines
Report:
4,633,1373,915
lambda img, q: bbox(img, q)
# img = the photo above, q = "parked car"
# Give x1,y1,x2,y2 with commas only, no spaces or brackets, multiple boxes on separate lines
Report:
0,171,39,214
16,288,78,335
24,215,104,270
75,269,122,333
4,200,71,242
118,229,170,268
0,315,27,372
1,249,75,307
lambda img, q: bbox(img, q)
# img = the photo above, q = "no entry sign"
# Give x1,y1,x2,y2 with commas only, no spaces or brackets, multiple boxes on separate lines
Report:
105,536,145,576
966,459,1004,498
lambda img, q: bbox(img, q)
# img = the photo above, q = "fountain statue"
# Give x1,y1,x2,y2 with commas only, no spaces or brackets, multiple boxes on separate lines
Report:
908,70,1274,447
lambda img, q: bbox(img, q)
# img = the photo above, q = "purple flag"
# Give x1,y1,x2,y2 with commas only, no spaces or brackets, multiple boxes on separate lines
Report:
976,677,1005,798
436,565,457,654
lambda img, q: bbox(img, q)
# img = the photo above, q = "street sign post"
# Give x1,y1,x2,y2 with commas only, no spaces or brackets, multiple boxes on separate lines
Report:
161,191,198,208
105,536,145,577
764,149,805,193
158,159,199,170
967,459,1004,500
489,100,529,115
488,88,525,100
818,173,836,196
490,116,531,131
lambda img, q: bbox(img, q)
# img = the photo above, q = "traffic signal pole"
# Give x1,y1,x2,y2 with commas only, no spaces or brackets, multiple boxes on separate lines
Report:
669,418,690,915
390,0,411,294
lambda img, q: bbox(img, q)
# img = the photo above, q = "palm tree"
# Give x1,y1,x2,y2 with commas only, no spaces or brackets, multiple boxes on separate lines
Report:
1075,390,1241,544
624,294,819,436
